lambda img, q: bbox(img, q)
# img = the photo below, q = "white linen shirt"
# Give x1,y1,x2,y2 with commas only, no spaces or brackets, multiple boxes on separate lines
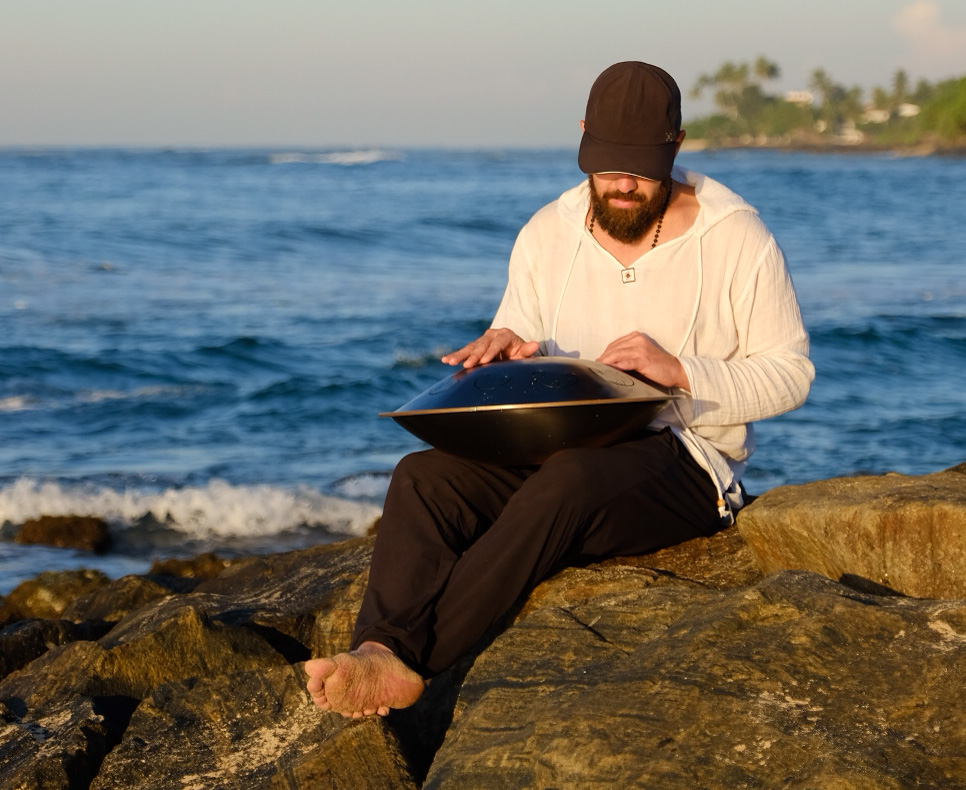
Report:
491,167,814,514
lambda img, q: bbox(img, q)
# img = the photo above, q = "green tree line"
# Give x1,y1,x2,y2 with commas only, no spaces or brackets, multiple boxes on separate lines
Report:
686,57,966,149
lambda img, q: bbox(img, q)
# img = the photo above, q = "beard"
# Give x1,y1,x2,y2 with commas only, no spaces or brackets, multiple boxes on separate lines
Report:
589,176,672,244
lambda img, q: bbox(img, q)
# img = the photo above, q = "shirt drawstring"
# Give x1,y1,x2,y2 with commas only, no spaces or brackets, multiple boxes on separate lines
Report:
666,241,739,525
549,231,585,354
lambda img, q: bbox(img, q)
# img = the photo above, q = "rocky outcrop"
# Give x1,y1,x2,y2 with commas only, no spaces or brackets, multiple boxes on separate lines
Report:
737,463,966,598
424,568,966,789
2,466,966,788
0,569,112,626
0,539,376,790
15,515,112,553
90,665,418,790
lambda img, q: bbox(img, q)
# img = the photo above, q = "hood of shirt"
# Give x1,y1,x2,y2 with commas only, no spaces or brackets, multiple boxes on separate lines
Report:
554,167,759,236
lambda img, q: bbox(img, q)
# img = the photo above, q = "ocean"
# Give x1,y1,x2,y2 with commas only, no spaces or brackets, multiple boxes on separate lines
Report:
2,147,965,594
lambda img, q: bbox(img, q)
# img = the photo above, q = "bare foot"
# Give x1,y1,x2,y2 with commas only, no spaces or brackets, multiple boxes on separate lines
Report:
305,641,425,718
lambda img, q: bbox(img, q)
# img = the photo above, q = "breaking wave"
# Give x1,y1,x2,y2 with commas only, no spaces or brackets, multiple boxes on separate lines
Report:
268,149,402,166
0,477,382,539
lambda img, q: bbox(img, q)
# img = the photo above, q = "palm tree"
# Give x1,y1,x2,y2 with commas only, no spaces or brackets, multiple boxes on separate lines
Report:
691,57,781,123
809,69,863,132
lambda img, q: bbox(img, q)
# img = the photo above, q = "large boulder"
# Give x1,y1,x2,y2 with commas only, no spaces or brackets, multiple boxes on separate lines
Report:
425,568,966,789
737,464,966,597
0,597,289,789
0,538,378,789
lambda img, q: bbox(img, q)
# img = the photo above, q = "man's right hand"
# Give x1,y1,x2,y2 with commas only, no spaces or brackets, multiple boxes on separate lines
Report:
441,328,540,369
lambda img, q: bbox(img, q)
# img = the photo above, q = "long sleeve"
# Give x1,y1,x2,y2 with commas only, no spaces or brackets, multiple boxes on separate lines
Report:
491,226,547,349
680,233,813,428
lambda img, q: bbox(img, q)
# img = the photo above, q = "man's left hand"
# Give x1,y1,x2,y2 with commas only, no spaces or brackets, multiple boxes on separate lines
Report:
596,332,691,391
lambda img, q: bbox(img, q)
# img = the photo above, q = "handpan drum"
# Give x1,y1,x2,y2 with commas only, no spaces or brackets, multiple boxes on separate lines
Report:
380,356,677,465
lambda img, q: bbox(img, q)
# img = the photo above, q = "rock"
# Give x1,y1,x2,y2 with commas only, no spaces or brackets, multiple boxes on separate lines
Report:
0,596,292,786
0,568,110,625
15,515,112,553
0,618,111,681
0,538,379,789
0,597,287,710
149,551,247,580
61,573,193,624
4,471,966,788
195,536,375,661
1,695,117,790
736,465,966,597
425,569,966,789
90,664,417,790
599,522,763,590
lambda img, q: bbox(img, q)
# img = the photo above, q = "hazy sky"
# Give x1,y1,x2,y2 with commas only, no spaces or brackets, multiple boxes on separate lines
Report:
2,0,964,148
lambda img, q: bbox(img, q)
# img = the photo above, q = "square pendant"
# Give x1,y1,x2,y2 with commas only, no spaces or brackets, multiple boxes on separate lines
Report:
621,269,636,284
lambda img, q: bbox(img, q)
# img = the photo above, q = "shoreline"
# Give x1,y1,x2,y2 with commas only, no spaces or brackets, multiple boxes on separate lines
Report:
682,137,966,157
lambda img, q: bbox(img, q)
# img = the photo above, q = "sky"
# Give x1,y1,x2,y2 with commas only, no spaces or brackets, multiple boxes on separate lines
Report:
2,0,965,148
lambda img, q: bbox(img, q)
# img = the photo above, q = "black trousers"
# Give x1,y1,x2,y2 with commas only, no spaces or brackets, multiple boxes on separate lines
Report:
351,428,722,677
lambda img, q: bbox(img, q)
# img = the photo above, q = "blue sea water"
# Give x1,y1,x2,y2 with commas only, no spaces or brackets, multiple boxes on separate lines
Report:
1,146,965,593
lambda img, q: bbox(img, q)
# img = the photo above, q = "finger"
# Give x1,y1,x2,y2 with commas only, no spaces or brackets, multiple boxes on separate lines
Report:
464,334,508,367
508,341,540,360
441,345,473,365
455,345,486,368
474,339,507,366
597,339,628,360
596,347,632,366
443,331,500,366
611,330,645,345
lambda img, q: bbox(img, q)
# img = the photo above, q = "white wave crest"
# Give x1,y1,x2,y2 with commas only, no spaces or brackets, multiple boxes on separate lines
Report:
393,345,452,368
269,149,401,166
0,385,208,412
0,396,36,413
0,478,381,539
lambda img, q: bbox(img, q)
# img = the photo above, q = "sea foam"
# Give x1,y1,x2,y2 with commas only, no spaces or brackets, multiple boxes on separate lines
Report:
0,477,381,539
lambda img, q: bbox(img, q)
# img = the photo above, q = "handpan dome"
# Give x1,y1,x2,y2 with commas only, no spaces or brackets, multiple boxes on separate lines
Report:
380,356,676,465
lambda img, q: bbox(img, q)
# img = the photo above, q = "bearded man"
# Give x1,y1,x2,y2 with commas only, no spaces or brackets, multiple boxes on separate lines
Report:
306,61,814,717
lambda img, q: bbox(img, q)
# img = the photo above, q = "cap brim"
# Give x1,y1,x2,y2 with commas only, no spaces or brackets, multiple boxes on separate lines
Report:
578,132,677,182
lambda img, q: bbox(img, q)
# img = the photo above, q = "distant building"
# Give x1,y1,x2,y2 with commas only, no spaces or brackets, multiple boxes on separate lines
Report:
785,90,815,106
861,103,920,124
837,120,865,144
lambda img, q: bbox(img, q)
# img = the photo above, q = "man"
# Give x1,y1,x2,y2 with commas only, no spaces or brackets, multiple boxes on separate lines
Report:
305,61,814,718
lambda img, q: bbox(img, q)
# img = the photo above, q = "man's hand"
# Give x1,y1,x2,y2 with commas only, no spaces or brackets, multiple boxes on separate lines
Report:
442,328,540,369
597,331,691,391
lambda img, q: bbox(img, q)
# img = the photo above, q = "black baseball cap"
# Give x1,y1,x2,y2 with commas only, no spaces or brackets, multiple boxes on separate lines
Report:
578,62,682,181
